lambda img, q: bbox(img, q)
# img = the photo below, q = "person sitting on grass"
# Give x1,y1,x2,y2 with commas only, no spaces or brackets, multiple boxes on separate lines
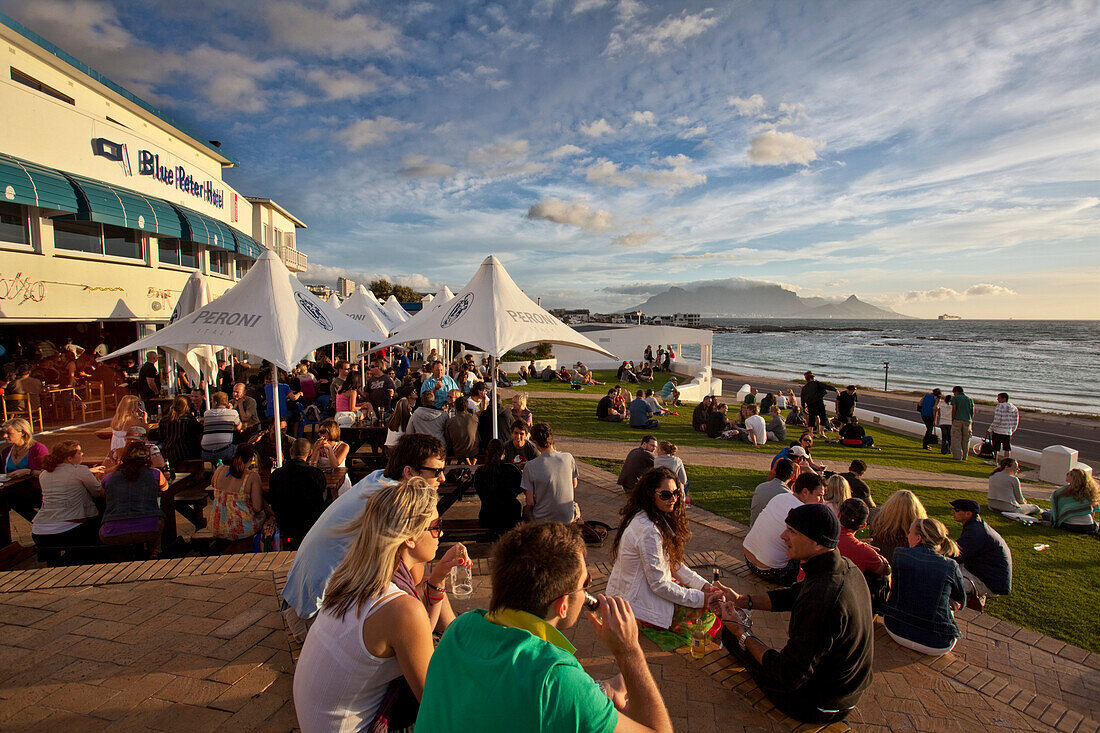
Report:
606,467,716,631
841,460,875,510
705,402,730,439
629,389,659,429
740,404,767,447
882,517,965,656
1042,468,1099,535
987,458,1042,516
692,395,714,432
839,417,874,447
949,498,1012,612
644,389,670,417
596,386,624,423
742,473,826,586
661,377,680,406
836,499,890,612
556,365,571,382
765,404,787,443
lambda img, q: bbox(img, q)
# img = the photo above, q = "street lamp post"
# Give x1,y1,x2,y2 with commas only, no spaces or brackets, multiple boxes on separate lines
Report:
882,361,890,392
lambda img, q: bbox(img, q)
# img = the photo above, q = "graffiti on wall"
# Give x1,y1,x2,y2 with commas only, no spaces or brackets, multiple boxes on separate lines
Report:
0,272,46,304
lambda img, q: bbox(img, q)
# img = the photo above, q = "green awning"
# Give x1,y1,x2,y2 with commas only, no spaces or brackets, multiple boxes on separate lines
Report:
231,229,263,258
169,203,236,251
0,153,81,212
61,173,185,238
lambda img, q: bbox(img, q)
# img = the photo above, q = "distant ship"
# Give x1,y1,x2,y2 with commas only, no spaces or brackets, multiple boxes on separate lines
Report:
938,314,961,320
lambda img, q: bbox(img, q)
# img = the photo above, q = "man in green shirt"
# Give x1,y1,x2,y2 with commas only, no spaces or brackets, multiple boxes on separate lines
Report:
950,386,976,461
416,522,673,733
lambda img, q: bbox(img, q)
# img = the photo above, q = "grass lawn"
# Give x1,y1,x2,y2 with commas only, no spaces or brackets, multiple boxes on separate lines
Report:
531,395,997,480
512,369,637,395
579,457,1100,653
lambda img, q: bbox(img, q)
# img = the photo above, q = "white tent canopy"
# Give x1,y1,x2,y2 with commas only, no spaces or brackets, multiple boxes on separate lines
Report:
162,271,219,388
340,284,396,334
369,255,616,437
383,295,409,323
101,251,385,371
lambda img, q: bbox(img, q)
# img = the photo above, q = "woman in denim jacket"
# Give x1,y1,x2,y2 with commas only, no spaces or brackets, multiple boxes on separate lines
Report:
883,517,967,655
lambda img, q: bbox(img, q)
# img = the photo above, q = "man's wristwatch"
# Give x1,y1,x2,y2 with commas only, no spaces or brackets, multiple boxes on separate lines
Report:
737,629,755,650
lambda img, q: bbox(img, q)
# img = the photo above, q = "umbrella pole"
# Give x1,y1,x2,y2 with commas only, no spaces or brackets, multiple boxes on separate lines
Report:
271,364,283,468
204,381,211,412
491,354,498,440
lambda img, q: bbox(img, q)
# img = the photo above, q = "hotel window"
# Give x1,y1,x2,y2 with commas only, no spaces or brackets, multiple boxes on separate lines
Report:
158,238,197,268
10,67,75,105
236,258,252,279
53,219,144,260
285,232,294,249
263,223,272,246
0,202,29,245
209,249,231,276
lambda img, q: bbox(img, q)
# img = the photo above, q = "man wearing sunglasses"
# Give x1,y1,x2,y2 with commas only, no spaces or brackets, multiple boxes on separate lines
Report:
282,433,465,639
417,522,674,733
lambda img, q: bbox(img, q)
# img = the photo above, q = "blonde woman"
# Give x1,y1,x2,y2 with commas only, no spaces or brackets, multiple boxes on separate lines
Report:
2,417,47,479
109,395,146,453
510,393,532,426
883,518,966,655
293,478,469,731
823,475,852,515
1044,468,1100,534
309,419,352,496
870,489,928,565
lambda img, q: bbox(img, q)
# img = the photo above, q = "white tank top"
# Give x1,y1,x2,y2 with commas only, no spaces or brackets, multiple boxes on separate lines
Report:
293,582,406,732
110,429,127,452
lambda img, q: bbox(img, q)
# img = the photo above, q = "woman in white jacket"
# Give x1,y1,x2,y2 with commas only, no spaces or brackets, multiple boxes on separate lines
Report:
605,466,715,630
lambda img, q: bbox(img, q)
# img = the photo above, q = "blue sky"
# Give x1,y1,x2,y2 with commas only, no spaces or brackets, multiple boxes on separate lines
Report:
5,0,1099,318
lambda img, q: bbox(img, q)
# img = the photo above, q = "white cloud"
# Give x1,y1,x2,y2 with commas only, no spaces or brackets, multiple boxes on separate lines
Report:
680,124,707,139
550,144,587,159
899,284,1017,302
584,159,637,187
572,0,611,12
612,231,659,247
748,130,821,166
337,117,418,149
304,263,436,292
397,156,457,178
728,94,766,116
306,66,390,101
264,2,402,57
584,155,706,190
630,110,657,126
606,8,720,54
580,118,615,137
526,198,613,231
468,139,531,164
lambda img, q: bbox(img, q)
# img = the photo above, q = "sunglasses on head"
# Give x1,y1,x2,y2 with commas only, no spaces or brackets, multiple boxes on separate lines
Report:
657,489,678,501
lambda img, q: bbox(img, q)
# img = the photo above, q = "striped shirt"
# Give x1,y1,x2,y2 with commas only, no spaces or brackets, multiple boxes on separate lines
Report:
990,401,1019,436
201,407,241,451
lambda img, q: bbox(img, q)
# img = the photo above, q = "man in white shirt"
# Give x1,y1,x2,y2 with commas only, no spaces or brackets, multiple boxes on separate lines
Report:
200,391,242,462
987,392,1019,461
742,473,825,585
742,404,768,447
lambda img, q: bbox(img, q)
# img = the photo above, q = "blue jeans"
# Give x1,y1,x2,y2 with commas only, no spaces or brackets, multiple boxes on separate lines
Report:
202,444,235,463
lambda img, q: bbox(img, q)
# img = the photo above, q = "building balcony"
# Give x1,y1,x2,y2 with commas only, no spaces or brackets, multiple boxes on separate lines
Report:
276,243,308,272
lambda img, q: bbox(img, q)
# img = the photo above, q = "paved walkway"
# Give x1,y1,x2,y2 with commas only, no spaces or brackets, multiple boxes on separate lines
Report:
1,461,1096,731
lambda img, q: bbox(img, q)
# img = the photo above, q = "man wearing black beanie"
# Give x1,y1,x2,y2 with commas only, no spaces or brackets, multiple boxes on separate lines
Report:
713,503,874,724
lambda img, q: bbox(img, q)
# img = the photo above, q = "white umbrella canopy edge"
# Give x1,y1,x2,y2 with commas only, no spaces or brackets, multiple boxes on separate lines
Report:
161,270,219,388
100,251,386,371
383,295,409,323
339,285,394,338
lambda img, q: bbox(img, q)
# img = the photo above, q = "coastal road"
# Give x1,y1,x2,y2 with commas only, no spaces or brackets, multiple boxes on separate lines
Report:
712,368,1100,469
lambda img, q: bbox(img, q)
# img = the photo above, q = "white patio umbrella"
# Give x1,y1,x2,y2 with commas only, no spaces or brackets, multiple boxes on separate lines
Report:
327,293,342,361
339,285,391,374
101,250,384,465
383,295,409,323
162,271,218,407
370,255,616,437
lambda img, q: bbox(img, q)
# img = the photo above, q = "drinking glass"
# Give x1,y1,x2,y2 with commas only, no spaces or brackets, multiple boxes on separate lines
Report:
450,565,473,598
690,629,707,659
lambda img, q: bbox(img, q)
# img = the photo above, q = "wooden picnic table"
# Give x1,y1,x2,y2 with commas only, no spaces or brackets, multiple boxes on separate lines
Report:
341,422,388,456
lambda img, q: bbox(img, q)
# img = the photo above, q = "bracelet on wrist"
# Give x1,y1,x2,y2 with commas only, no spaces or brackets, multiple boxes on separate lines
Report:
745,595,753,611
426,580,444,593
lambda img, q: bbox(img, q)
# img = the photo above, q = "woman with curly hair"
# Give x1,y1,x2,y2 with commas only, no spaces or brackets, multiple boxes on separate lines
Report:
1044,468,1100,534
605,466,718,630
870,489,928,565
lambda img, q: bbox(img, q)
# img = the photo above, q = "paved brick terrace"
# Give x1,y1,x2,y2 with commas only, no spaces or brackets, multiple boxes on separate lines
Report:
1,458,1097,731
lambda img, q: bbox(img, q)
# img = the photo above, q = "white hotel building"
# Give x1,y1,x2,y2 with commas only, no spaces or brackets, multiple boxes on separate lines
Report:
0,11,308,351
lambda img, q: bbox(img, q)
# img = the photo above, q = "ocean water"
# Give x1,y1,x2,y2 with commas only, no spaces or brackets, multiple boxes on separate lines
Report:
678,319,1100,416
